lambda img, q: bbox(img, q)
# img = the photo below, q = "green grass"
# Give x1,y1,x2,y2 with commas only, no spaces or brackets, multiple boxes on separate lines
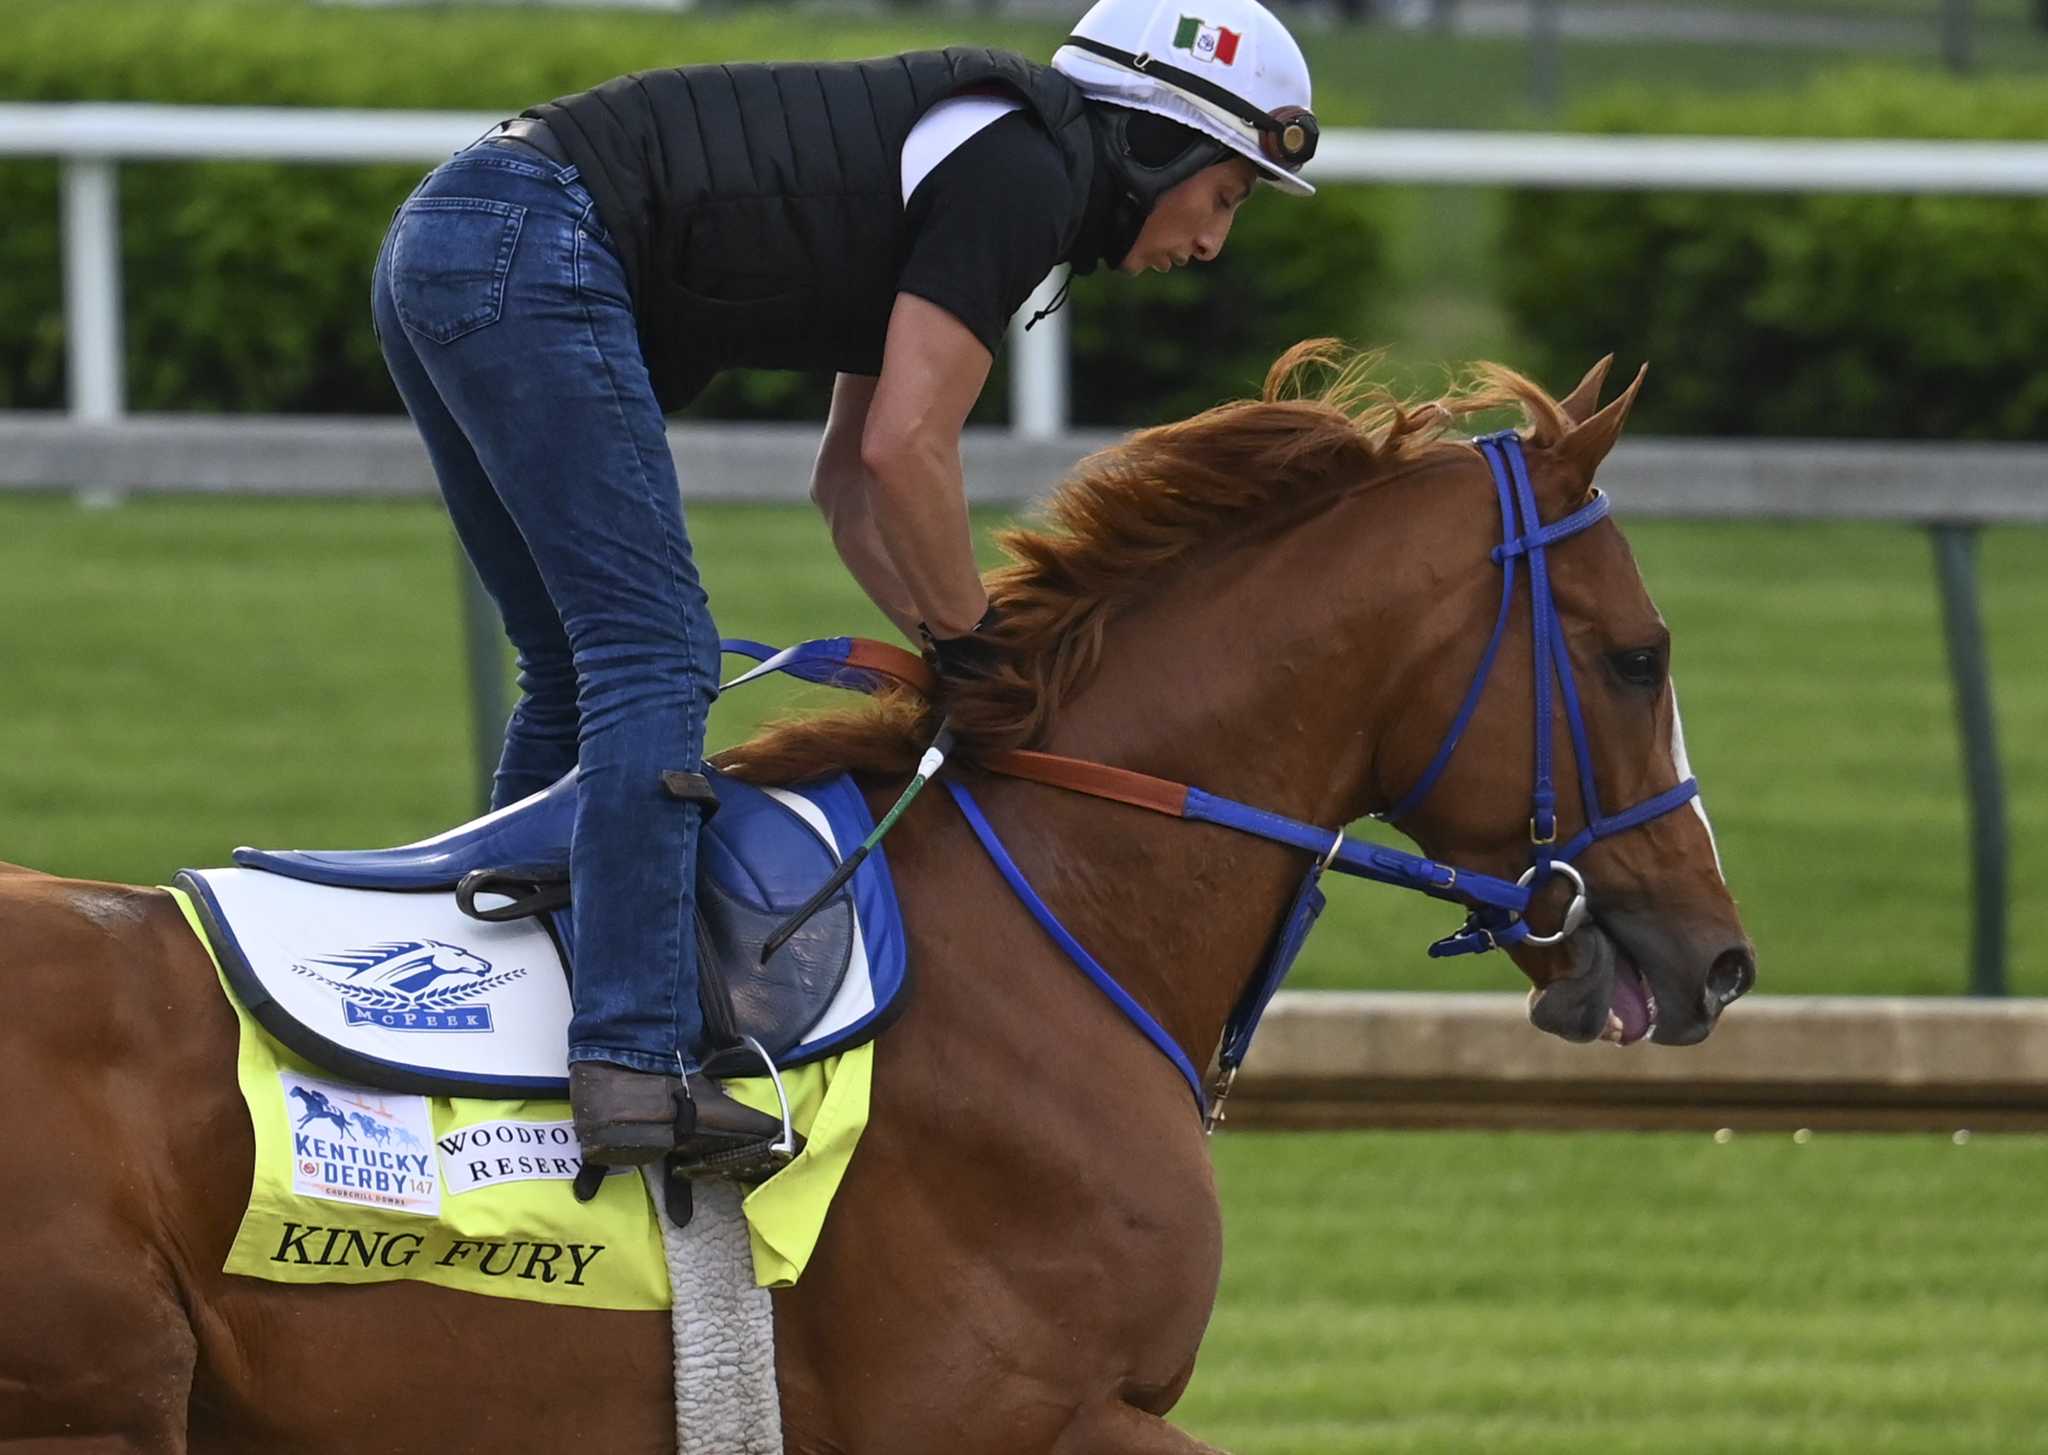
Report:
2,492,2043,999
1188,1129,2048,1452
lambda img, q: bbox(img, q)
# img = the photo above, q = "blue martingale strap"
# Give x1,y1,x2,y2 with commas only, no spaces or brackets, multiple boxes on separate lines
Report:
944,780,1209,1112
1218,864,1327,1073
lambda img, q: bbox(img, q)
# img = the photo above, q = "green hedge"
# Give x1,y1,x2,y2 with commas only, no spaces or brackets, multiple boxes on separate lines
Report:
0,0,1386,425
1070,187,1387,428
1503,68,2048,440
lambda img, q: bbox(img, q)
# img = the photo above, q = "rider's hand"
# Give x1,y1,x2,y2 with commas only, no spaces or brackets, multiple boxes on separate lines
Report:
919,603,1005,691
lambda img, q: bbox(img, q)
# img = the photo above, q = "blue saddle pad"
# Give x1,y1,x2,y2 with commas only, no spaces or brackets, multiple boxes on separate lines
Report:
180,771,908,1099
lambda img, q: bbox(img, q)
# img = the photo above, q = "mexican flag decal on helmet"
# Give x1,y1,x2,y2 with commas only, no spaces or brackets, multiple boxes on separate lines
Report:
1172,14,1241,64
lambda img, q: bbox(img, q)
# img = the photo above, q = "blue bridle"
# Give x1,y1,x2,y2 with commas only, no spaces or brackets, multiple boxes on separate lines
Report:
1393,430,1702,958
718,431,1701,1118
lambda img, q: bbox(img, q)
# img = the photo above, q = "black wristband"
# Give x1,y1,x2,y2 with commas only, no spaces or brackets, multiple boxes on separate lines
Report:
919,604,1004,683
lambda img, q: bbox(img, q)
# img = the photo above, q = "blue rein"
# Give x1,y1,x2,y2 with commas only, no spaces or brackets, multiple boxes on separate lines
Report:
717,432,1700,1118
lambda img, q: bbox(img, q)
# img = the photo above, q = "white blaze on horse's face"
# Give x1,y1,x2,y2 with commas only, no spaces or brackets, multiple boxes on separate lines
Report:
1668,683,1725,884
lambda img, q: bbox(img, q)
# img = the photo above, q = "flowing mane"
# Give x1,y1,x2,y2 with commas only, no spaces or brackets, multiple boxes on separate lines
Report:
716,340,1571,786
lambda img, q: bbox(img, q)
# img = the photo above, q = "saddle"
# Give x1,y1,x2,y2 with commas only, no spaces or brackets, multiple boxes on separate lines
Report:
244,766,852,1065
179,767,909,1101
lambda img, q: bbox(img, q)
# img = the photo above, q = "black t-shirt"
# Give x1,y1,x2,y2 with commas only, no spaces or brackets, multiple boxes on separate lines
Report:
895,110,1074,358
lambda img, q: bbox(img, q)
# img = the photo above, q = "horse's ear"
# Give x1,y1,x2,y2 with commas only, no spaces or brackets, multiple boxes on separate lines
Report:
1559,354,1615,426
1555,362,1645,486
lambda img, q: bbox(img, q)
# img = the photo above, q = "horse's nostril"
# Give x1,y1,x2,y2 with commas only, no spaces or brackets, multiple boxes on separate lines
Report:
1705,947,1756,1009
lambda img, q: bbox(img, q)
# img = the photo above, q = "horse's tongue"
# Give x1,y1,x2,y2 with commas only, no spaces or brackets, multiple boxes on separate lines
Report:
1609,965,1653,1045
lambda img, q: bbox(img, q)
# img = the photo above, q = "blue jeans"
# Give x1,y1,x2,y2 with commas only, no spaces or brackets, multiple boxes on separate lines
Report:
372,139,715,1074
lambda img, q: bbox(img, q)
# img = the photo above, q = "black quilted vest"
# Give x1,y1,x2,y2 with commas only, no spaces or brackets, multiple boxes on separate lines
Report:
528,48,1098,410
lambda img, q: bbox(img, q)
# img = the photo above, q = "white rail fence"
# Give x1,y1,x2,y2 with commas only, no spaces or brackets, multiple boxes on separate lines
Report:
1230,991,2048,1133
7,102,2048,434
5,412,2047,523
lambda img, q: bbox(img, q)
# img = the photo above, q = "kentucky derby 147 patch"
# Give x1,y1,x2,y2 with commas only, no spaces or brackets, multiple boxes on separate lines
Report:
1173,14,1240,64
279,1070,440,1216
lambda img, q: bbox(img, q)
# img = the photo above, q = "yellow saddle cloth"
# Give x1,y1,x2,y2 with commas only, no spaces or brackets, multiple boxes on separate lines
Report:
167,885,871,1310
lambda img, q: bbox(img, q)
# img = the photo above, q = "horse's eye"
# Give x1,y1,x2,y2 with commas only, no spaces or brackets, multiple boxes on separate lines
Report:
1610,648,1664,688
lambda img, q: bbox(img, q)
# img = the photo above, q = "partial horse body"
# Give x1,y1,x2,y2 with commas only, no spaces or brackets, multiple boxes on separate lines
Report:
0,347,1750,1453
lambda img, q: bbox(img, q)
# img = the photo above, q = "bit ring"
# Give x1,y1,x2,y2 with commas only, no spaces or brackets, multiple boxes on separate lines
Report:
1514,860,1587,947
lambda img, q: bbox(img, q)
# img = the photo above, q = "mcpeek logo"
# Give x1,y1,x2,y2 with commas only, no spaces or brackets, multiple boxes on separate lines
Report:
289,938,526,1033
1173,14,1242,64
281,1071,441,1216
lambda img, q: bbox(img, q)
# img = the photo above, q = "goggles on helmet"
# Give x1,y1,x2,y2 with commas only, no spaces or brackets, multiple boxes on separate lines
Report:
1060,33,1320,172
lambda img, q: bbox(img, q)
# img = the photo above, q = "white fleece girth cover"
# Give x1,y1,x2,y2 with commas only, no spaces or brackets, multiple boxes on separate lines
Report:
650,1170,783,1455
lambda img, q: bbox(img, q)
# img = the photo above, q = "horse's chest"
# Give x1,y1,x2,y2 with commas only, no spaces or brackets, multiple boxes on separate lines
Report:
985,1132,1225,1364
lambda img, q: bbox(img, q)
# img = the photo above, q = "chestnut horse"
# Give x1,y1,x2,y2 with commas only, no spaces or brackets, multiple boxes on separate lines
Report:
0,345,1750,1453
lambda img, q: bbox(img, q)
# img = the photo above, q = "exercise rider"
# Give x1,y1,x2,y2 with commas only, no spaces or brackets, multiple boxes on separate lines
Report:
368,0,1320,1178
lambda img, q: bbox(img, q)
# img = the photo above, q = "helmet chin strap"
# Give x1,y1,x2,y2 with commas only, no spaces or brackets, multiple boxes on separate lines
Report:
1084,103,1228,271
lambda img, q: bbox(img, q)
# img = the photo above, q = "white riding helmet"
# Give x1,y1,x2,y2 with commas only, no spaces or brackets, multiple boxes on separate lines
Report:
1053,0,1318,196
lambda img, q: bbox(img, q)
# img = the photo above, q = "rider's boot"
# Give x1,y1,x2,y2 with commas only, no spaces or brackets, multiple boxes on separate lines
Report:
569,1061,683,1166
568,1062,800,1177
673,1071,801,1180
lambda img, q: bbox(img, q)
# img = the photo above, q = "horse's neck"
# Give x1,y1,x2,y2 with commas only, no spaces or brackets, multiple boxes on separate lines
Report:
978,486,1431,1076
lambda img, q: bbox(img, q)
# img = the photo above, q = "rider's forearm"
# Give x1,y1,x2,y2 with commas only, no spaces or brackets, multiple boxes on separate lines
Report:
812,378,922,640
858,427,987,639
815,473,923,642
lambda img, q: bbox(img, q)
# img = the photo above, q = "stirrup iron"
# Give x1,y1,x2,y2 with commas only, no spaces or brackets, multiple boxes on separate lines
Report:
739,1032,799,1165
666,1034,800,1190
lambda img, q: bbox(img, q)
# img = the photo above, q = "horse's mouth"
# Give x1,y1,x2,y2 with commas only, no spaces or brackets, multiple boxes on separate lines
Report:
1526,920,1658,1047
1600,944,1658,1046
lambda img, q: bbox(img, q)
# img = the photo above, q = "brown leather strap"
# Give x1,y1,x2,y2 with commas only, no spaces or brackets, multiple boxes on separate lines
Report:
978,749,1191,819
845,638,935,695
838,637,1192,818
